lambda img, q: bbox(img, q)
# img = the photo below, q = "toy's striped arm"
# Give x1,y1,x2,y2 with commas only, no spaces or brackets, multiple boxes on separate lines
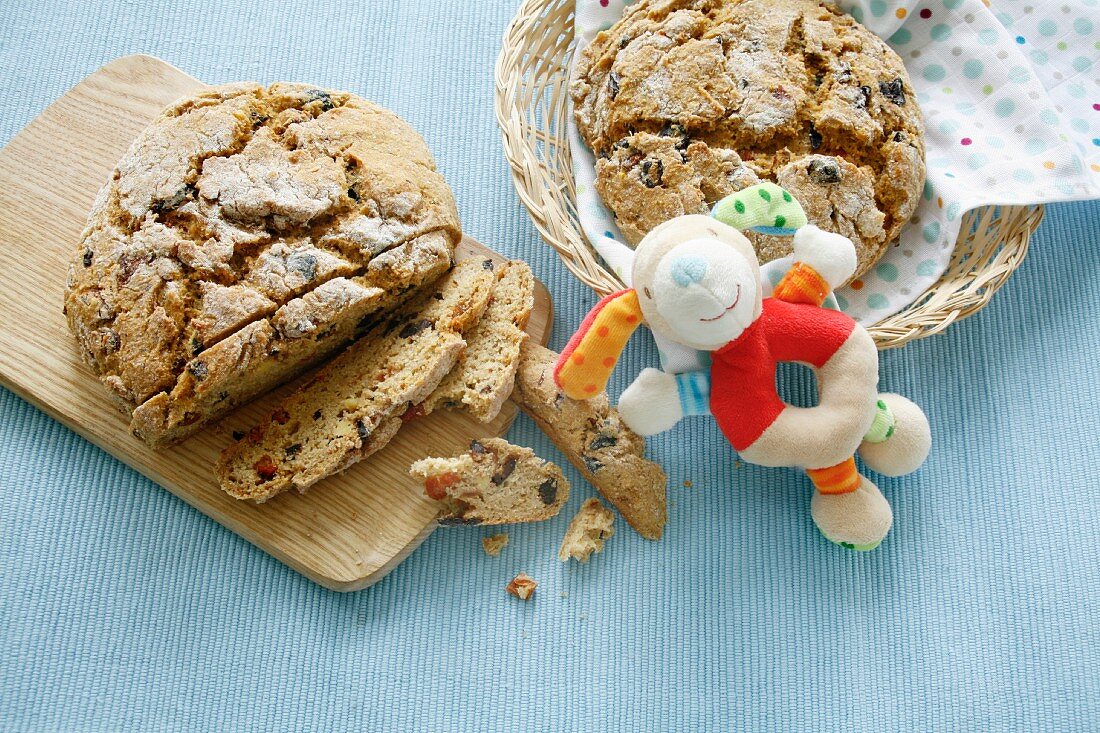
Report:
773,262,831,307
773,226,858,307
617,368,711,436
673,370,711,417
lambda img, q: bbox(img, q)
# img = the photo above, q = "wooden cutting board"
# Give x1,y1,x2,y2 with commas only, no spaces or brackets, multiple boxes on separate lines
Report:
0,55,552,591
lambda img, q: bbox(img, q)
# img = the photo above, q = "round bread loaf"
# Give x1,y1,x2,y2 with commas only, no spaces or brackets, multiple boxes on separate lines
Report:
64,82,460,446
571,0,925,277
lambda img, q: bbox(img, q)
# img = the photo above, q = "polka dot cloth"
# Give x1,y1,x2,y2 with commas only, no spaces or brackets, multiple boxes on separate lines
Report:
570,0,1100,333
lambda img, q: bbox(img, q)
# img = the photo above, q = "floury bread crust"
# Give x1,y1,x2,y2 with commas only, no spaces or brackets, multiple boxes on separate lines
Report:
64,82,461,446
570,0,925,277
130,232,453,447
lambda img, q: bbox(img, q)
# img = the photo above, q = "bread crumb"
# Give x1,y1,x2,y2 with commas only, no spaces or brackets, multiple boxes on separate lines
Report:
558,498,615,563
506,573,537,600
560,591,569,599
683,479,692,488
481,533,509,557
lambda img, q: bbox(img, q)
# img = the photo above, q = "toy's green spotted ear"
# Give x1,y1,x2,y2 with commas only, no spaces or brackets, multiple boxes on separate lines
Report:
711,182,807,236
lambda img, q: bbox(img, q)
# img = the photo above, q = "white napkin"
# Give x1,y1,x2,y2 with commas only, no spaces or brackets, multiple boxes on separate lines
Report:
570,0,1100,329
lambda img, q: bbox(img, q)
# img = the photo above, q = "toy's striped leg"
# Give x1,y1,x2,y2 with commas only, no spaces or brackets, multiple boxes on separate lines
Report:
806,457,860,495
807,459,893,550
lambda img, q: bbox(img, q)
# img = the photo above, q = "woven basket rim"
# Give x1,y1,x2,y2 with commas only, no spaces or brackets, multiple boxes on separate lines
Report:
494,0,1043,349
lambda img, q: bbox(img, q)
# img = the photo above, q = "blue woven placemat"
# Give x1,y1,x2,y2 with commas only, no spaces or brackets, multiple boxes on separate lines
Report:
1,1,1098,730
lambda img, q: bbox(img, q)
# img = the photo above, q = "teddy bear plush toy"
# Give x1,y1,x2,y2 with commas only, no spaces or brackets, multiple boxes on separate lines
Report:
554,183,931,550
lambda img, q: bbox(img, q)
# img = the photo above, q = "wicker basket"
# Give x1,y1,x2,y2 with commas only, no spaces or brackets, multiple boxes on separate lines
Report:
494,0,1045,349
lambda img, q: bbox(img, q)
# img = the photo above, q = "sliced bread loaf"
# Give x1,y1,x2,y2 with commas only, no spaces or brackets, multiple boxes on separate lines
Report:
215,258,494,501
65,82,461,447
421,259,535,422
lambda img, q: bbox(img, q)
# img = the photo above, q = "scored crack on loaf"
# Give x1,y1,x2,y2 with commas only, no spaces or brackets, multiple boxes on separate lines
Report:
420,259,535,422
411,438,569,525
570,0,925,277
215,259,495,502
511,342,667,540
131,231,454,447
64,82,461,446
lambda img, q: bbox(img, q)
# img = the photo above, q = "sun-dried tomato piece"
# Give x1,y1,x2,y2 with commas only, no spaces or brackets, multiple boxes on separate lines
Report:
423,471,461,501
254,455,277,482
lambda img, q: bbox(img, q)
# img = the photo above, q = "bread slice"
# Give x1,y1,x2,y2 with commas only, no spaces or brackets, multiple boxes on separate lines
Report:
421,260,534,422
410,438,569,525
511,342,667,540
215,259,494,501
558,498,616,562
131,230,453,447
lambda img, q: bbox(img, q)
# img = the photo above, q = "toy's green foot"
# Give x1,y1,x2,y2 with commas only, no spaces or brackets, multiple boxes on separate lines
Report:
810,476,892,550
858,393,931,477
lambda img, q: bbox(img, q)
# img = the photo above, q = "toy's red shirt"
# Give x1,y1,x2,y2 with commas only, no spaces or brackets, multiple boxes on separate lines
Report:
709,298,856,451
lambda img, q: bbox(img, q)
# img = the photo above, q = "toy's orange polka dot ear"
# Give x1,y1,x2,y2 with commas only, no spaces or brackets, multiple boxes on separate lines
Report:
554,289,642,400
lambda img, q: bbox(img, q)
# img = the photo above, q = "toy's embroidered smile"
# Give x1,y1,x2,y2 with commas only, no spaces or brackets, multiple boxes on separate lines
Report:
699,285,741,322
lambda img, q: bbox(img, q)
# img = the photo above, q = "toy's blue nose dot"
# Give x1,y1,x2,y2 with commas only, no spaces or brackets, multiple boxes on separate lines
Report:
670,255,708,287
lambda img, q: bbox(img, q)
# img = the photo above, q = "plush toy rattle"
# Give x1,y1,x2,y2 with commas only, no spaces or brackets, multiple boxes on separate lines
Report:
554,183,931,550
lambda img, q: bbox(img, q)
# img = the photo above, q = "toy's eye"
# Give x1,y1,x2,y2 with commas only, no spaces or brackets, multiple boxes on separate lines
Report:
643,287,652,299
